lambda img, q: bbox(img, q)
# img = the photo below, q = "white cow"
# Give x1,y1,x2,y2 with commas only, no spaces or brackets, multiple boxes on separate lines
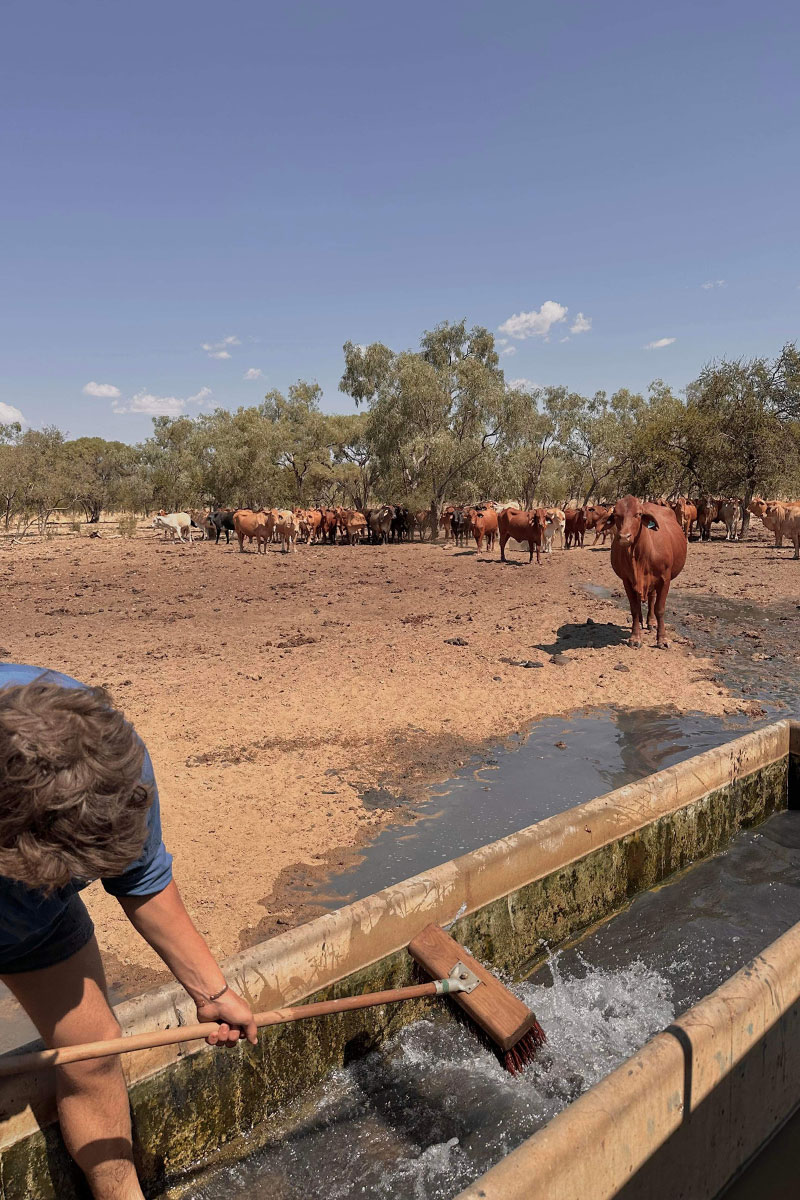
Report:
152,513,193,543
542,507,566,553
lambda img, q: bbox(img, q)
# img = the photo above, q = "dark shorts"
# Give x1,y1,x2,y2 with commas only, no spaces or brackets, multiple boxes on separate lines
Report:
0,894,95,975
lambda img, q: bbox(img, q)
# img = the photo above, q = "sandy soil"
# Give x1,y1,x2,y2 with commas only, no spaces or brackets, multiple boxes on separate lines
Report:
1,520,796,995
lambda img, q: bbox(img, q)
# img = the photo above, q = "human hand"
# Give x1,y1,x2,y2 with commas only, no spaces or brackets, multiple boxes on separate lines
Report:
196,988,258,1047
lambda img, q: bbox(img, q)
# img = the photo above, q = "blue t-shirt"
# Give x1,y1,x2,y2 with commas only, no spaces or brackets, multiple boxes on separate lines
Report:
0,664,173,949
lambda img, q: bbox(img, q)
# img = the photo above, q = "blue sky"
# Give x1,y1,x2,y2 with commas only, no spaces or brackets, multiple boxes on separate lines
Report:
1,0,797,442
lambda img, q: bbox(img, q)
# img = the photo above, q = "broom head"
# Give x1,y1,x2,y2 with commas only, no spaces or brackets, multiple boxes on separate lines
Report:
408,922,545,1075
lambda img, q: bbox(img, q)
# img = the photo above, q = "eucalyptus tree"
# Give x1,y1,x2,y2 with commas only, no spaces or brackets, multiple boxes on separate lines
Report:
262,380,334,504
686,344,800,534
340,320,512,532
500,384,580,507
61,437,139,522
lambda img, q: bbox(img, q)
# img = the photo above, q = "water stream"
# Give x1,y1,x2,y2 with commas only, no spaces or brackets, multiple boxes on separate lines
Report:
191,808,800,1199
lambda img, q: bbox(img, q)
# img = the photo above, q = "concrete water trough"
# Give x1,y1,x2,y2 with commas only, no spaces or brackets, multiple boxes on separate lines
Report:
0,719,797,1198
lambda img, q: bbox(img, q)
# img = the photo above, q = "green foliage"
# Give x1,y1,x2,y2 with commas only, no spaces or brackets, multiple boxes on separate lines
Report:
342,320,512,524
117,513,139,539
1,333,798,533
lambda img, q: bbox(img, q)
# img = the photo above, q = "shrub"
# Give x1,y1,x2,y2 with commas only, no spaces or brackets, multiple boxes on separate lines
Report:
117,513,138,539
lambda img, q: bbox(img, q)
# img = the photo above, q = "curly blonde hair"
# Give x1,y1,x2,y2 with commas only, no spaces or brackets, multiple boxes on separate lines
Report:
0,682,153,892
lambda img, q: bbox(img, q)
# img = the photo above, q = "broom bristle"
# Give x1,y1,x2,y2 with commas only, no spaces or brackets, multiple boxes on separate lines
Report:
502,1019,546,1076
408,923,547,1077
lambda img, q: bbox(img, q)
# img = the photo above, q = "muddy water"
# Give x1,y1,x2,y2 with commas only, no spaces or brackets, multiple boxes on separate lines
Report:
279,707,760,915
191,807,800,1200
275,584,795,919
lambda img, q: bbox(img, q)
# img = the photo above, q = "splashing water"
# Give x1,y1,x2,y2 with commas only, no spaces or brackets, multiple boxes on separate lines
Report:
192,956,673,1200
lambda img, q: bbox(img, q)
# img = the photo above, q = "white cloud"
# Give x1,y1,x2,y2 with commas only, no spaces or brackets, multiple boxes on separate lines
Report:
201,335,241,358
506,377,539,391
0,402,26,426
83,381,121,399
644,337,676,350
496,337,509,346
243,367,263,380
114,386,212,417
501,345,517,357
499,301,568,341
701,279,726,290
186,387,212,406
570,312,592,334
559,336,570,343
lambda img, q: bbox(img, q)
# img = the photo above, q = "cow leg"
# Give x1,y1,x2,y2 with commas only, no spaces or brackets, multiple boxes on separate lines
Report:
622,578,643,647
653,580,672,648
535,541,541,565
646,591,656,631
500,534,508,563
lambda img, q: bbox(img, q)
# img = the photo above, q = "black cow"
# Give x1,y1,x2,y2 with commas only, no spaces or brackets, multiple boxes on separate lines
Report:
390,506,412,542
206,508,236,544
451,507,470,547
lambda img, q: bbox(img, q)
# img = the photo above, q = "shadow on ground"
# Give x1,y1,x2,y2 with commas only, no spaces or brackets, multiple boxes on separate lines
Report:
537,620,628,655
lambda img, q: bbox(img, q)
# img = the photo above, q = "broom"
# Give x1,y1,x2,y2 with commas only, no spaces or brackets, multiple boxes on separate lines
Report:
0,924,544,1078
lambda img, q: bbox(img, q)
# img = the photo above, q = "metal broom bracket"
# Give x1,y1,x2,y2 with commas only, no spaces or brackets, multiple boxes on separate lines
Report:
433,961,481,994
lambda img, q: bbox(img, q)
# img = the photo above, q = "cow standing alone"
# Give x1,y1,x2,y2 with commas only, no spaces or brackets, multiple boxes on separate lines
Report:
610,496,687,649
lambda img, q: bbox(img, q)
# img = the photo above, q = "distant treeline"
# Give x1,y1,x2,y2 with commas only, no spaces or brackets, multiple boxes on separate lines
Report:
2,322,799,538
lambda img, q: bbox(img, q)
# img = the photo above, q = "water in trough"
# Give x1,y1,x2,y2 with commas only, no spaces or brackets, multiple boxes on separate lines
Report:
191,808,800,1199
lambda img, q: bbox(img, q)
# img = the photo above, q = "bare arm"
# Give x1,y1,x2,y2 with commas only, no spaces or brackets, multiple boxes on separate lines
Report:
117,879,257,1047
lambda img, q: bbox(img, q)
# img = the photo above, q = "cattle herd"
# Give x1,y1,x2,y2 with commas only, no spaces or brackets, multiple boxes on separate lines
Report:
150,492,798,649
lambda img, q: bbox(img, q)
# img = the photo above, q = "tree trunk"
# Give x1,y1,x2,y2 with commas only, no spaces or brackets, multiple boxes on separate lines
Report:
740,485,754,539
429,497,441,541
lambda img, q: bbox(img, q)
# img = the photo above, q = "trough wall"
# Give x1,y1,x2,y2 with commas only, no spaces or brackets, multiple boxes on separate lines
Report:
0,720,794,1198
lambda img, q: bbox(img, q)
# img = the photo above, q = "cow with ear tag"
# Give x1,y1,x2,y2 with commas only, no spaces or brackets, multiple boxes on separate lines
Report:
609,495,687,649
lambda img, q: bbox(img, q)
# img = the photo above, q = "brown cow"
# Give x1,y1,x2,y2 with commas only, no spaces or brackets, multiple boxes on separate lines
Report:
695,496,719,541
765,502,800,559
343,511,368,544
272,509,300,553
318,508,338,544
671,497,698,538
585,504,612,545
610,496,687,649
295,508,322,543
498,507,545,564
233,508,271,553
564,507,587,548
471,507,498,552
414,510,431,541
747,497,800,547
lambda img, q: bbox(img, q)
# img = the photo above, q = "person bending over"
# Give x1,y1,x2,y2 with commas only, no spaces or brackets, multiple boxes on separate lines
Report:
0,664,256,1200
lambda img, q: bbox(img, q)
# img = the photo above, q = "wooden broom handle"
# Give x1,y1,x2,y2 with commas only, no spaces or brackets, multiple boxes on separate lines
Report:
0,981,448,1076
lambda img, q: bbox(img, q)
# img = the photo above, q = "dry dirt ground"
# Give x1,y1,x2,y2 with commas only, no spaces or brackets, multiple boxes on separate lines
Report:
1,519,797,996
